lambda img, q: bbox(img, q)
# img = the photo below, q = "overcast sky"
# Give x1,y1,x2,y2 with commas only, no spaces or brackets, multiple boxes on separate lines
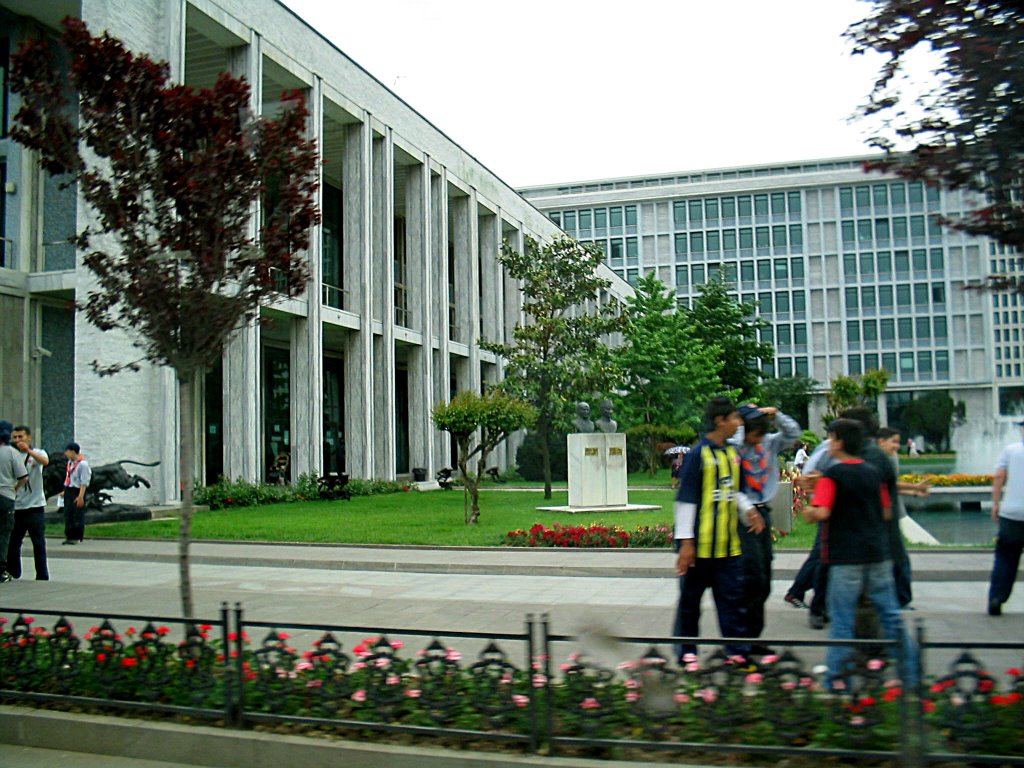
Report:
279,0,893,188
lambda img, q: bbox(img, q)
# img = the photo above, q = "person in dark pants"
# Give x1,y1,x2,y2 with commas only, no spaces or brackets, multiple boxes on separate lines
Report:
672,397,765,659
7,425,50,580
61,442,91,545
731,404,802,649
988,420,1024,616
0,420,29,583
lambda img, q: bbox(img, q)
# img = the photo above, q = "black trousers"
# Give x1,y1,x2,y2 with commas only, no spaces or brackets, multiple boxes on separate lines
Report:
673,555,749,657
739,506,773,638
7,507,48,580
63,485,85,542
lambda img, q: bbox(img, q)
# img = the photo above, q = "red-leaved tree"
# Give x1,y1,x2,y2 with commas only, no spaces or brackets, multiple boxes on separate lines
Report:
11,18,319,617
849,1,1024,260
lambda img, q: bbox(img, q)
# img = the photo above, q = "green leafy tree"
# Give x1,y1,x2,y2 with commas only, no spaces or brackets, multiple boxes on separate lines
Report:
482,236,623,499
613,272,723,432
900,391,965,451
680,277,774,399
758,375,818,428
625,423,697,476
432,390,535,524
849,0,1024,252
823,370,890,426
10,20,319,618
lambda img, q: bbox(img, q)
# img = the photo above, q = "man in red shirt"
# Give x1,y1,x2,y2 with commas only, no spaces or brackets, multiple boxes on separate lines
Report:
804,418,916,685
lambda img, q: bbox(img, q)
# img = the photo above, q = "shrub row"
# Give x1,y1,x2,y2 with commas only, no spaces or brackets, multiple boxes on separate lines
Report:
194,474,405,510
503,522,673,548
899,473,993,487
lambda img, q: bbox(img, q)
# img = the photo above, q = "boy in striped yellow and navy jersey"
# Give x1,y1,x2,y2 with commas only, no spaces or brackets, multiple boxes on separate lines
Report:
672,397,765,660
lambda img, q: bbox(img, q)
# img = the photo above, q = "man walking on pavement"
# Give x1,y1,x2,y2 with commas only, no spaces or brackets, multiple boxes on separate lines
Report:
673,396,765,659
0,419,29,582
8,425,50,580
988,419,1024,616
730,404,802,649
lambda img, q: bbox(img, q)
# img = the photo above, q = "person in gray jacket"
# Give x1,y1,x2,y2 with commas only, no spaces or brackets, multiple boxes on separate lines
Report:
730,404,802,647
0,419,29,582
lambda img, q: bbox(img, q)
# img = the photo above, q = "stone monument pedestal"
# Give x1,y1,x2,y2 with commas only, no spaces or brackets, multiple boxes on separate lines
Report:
537,433,660,513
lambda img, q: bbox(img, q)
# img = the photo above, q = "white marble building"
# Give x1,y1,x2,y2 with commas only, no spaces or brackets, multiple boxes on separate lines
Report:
0,0,631,503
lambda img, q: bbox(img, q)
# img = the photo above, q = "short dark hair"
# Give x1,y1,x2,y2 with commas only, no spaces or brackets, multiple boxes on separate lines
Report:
839,406,879,437
829,418,865,455
12,425,31,435
877,427,900,441
704,396,738,431
744,413,772,437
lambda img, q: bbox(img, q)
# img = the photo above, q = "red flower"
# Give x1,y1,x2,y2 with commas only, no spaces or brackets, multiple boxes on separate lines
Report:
978,679,995,693
922,699,936,713
883,687,903,702
121,657,138,668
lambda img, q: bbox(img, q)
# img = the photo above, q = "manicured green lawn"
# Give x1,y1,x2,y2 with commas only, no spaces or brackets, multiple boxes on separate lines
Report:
72,489,678,546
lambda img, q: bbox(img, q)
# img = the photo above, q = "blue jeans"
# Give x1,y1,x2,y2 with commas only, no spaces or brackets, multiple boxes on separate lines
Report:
989,517,1024,605
826,560,917,686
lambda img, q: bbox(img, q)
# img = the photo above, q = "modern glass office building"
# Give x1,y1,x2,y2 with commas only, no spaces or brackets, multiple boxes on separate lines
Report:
0,0,630,504
520,158,1024,460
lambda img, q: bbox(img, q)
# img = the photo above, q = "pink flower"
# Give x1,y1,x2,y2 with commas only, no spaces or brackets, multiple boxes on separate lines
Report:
674,693,691,704
850,716,866,727
512,694,530,708
685,662,700,673
867,658,885,671
616,660,637,670
696,688,718,703
445,648,462,662
374,657,390,668
295,661,313,671
682,653,698,664
781,681,797,690
501,672,514,685
799,676,813,687
306,679,323,688
532,673,547,688
580,697,601,709
352,690,367,702
625,691,640,702
352,662,366,670
386,675,400,685
624,678,640,689
406,689,421,698
389,640,404,649
745,673,764,684
761,654,780,665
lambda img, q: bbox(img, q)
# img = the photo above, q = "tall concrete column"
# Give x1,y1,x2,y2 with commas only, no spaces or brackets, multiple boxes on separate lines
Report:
431,170,451,466
448,192,479,393
291,78,325,478
222,33,263,483
502,226,527,469
479,212,500,349
406,158,434,475
371,129,396,479
343,116,373,478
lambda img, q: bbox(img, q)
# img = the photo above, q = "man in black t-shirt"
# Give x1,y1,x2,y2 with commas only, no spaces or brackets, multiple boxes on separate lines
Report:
804,419,917,685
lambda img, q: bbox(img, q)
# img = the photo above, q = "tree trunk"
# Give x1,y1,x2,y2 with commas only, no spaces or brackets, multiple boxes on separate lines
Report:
178,370,196,619
540,426,552,500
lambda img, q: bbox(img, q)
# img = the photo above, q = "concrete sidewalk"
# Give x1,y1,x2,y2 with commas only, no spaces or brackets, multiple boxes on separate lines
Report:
38,535,1008,581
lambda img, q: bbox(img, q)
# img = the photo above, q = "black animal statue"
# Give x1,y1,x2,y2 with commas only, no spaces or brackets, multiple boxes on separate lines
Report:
43,456,159,509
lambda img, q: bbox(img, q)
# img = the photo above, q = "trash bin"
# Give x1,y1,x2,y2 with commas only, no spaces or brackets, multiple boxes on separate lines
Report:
412,467,427,482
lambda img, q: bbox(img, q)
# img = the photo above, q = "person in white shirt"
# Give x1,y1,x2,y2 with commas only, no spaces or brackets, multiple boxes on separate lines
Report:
0,419,29,582
62,441,91,545
8,425,50,580
988,420,1024,616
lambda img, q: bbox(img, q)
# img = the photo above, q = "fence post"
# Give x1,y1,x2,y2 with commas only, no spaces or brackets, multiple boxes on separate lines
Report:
542,613,555,757
219,602,233,726
233,603,245,728
914,621,927,767
525,614,538,754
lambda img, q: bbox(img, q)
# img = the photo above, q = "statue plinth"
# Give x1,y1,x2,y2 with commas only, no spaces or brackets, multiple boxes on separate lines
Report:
567,432,628,508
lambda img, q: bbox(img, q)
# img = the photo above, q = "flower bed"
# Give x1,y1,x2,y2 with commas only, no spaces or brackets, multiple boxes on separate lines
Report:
503,523,672,548
899,473,993,487
2,612,1023,761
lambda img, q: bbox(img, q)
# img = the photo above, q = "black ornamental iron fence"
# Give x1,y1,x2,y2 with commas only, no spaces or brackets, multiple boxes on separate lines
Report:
1,604,1022,766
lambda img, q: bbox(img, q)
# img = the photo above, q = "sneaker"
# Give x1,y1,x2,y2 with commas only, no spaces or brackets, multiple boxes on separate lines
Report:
0,572,11,584
809,613,826,630
785,594,809,610
62,539,77,546
988,598,1002,617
